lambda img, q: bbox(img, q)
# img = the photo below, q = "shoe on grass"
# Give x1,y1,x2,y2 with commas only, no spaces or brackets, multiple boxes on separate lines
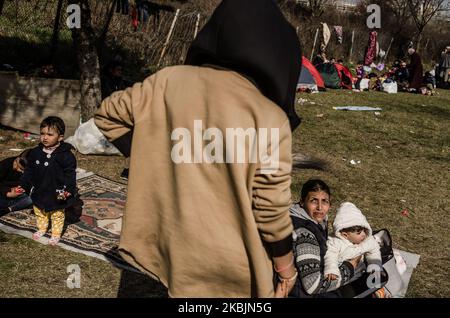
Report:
48,236,60,246
120,168,129,180
32,231,45,240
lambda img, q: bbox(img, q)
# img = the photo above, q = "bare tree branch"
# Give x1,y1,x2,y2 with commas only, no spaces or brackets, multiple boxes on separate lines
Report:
407,0,448,32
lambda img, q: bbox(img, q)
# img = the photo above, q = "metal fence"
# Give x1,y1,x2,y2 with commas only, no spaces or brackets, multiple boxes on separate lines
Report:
0,0,204,78
1,0,446,79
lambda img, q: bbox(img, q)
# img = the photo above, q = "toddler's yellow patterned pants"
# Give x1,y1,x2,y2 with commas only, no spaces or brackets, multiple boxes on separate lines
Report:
33,206,65,238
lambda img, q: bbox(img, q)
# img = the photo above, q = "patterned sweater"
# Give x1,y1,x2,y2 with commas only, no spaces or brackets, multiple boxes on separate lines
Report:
294,227,354,295
290,204,354,296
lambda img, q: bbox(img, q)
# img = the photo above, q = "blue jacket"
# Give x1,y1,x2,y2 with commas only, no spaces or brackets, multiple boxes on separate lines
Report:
21,142,77,211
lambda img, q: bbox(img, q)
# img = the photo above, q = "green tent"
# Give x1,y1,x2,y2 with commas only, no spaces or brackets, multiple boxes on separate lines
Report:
316,63,341,89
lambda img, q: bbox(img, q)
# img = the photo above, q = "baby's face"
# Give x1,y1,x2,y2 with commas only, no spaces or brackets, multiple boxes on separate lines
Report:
343,229,367,244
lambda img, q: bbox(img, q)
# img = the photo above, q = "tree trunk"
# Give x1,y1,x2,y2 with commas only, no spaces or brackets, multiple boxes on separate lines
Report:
70,0,102,123
96,0,117,59
50,0,64,61
416,31,423,52
0,0,5,15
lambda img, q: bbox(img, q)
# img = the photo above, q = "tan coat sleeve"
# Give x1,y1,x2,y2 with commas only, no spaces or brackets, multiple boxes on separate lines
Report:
252,120,293,247
94,75,155,142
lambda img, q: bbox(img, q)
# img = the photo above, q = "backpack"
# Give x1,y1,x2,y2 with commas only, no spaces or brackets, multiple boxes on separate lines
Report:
373,229,394,263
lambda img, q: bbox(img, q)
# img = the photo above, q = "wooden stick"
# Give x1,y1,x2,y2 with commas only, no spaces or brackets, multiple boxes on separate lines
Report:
310,28,319,61
194,13,200,39
383,37,394,63
158,9,180,67
349,30,355,62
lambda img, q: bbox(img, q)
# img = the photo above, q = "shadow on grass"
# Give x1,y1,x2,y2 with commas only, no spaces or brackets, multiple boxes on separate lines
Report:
117,269,168,298
397,95,450,119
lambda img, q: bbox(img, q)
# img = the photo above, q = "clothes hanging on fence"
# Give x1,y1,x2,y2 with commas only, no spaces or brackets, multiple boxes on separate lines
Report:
0,0,5,16
136,0,149,23
321,23,331,52
131,5,138,31
364,31,377,66
116,0,129,15
140,1,175,31
334,26,343,44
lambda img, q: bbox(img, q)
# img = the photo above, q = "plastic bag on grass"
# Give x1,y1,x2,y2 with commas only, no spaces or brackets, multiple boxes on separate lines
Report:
382,80,398,94
66,118,121,155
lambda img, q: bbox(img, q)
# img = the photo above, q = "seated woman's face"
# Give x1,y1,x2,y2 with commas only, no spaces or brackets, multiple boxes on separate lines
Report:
302,191,330,224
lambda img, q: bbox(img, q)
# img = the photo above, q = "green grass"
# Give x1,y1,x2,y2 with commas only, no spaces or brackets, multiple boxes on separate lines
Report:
0,89,449,297
292,89,450,297
0,230,166,298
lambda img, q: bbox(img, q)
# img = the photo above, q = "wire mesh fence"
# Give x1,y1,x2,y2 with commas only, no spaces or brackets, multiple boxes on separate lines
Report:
0,0,204,78
1,0,446,79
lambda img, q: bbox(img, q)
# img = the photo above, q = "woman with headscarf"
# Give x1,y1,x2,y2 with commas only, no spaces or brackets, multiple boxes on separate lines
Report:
407,47,424,91
95,0,302,297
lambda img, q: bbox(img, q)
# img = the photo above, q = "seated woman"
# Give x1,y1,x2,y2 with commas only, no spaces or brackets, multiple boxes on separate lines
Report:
289,179,362,298
0,150,33,215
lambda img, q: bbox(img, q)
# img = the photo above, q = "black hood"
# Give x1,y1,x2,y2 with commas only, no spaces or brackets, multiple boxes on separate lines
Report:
185,0,302,131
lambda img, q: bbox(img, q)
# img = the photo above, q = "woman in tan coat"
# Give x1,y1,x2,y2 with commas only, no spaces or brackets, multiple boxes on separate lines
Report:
95,0,302,297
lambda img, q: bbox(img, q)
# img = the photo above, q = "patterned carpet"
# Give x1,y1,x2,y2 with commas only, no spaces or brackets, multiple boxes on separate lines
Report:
0,174,130,268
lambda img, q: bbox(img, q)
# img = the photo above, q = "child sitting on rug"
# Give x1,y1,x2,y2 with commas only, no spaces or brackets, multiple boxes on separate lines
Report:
0,150,33,215
324,202,382,283
19,116,77,245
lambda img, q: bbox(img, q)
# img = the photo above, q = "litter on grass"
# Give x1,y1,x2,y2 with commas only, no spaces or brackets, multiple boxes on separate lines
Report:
298,98,308,105
333,106,383,111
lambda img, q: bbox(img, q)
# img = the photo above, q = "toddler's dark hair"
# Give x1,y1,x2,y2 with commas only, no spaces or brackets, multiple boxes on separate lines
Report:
341,226,369,236
40,116,65,136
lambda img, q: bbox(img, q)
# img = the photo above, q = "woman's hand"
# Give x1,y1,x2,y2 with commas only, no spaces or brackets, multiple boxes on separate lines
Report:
325,274,338,281
273,252,297,297
274,280,288,298
274,273,297,298
6,187,21,198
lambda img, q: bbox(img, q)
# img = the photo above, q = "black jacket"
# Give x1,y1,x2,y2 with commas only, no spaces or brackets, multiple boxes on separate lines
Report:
395,67,409,82
0,156,22,198
20,142,77,211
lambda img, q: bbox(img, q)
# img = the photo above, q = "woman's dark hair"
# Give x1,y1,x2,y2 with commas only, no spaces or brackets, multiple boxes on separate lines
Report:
300,179,331,201
40,116,65,135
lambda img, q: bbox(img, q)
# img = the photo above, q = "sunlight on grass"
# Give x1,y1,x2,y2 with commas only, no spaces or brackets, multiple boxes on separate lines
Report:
0,89,449,297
